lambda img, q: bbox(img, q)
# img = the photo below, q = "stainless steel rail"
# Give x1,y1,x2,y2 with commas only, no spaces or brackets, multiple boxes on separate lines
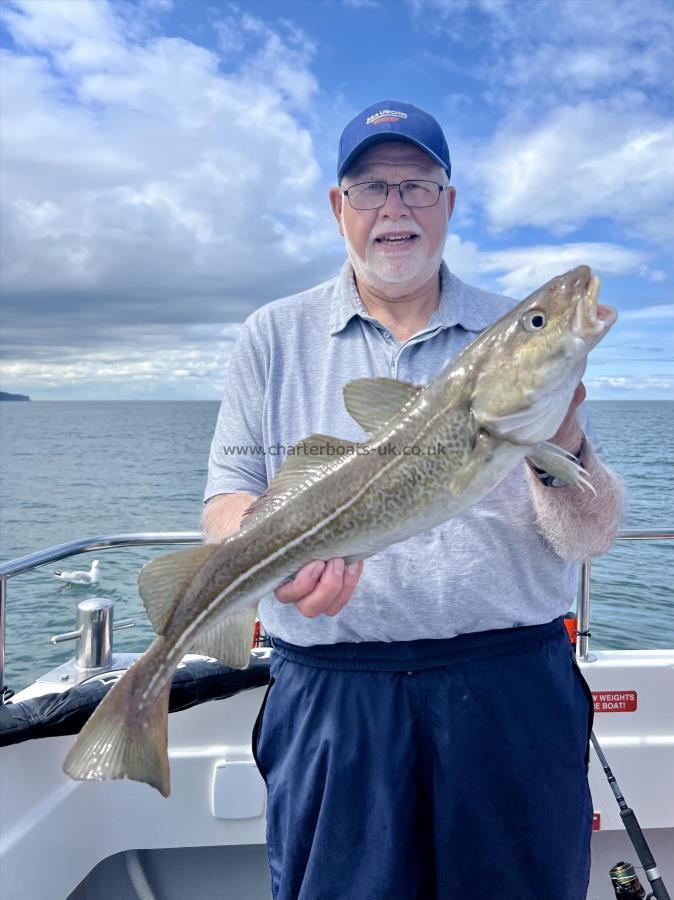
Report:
0,532,202,699
0,528,672,696
575,527,674,662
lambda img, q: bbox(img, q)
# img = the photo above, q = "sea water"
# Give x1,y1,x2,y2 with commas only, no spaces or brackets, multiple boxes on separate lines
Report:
0,400,672,691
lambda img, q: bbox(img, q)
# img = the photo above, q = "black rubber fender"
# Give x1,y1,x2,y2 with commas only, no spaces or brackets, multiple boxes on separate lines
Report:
0,655,271,746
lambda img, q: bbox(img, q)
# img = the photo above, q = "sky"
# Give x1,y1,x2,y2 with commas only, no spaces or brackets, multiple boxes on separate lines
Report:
0,0,672,401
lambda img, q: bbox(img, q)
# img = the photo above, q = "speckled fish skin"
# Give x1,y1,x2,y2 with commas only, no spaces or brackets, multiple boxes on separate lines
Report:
160,265,617,649
63,265,617,796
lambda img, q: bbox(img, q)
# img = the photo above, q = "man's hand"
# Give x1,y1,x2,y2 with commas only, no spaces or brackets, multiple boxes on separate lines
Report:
274,558,364,618
550,381,586,454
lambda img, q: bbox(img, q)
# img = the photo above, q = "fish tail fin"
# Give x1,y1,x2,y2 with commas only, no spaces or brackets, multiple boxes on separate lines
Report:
63,641,172,797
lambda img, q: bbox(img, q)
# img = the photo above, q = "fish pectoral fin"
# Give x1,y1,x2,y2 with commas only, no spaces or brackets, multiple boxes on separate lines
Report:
138,545,219,634
526,442,596,494
190,604,258,669
240,433,362,531
343,377,421,435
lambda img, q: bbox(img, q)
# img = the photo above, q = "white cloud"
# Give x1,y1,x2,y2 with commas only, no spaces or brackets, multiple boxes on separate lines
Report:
1,0,670,401
0,0,337,358
442,233,482,281
471,101,674,244
0,325,244,399
481,243,651,296
621,305,674,322
414,0,673,104
416,1,674,248
445,238,650,296
638,265,667,284
586,375,674,393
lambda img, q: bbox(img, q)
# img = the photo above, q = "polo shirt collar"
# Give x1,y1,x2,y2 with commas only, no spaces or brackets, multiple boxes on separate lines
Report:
329,259,493,336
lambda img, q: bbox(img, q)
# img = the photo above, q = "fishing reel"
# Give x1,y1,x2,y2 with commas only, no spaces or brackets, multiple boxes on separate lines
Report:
610,861,648,899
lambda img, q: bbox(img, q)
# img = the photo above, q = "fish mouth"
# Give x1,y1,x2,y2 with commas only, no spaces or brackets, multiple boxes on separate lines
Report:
571,268,618,343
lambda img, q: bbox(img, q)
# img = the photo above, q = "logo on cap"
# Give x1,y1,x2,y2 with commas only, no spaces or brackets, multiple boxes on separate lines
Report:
365,109,408,126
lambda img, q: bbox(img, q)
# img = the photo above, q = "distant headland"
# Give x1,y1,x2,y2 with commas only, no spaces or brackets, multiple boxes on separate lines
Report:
0,391,30,401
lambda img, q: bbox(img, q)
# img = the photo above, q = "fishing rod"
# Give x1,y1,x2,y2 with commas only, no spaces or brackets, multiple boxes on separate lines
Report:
591,731,671,900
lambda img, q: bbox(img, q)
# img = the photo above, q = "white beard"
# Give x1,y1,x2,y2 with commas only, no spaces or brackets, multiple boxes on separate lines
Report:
342,218,447,299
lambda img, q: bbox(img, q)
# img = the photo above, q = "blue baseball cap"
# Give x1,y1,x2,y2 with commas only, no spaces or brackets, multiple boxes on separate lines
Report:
337,100,451,182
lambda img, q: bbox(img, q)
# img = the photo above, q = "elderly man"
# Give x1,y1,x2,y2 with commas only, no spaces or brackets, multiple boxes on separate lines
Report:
203,101,622,900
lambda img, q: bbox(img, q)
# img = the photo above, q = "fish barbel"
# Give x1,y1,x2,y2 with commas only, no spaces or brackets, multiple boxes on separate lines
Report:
63,265,617,796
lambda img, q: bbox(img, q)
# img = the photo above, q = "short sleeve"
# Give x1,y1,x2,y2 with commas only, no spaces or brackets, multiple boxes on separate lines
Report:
204,318,269,503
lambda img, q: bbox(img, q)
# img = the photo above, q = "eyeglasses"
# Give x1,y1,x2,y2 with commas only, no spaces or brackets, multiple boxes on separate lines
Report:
342,180,448,210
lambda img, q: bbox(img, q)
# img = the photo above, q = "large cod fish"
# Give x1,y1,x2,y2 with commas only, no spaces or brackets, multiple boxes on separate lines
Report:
64,265,616,796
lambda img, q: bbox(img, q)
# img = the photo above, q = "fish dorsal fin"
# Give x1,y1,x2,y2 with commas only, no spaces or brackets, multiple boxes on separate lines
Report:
239,432,362,532
190,604,258,669
343,377,421,435
138,545,218,634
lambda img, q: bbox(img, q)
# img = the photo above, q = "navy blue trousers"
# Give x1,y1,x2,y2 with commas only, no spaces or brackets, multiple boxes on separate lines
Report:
252,617,594,900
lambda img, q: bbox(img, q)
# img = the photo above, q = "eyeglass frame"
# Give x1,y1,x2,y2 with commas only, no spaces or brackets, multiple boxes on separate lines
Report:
341,179,450,210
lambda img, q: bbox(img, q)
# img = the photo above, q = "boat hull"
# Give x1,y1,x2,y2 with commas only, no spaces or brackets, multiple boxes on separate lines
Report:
1,648,672,900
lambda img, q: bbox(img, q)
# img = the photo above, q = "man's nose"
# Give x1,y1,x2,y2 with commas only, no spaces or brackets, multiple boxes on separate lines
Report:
379,184,409,218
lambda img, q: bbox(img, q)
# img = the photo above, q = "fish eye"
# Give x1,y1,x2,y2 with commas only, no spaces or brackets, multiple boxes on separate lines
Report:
522,310,547,332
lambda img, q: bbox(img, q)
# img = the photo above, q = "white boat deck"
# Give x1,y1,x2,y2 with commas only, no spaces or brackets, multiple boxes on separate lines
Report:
1,646,672,900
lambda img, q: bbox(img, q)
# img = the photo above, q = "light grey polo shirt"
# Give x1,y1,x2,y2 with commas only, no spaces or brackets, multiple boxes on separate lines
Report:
205,260,586,645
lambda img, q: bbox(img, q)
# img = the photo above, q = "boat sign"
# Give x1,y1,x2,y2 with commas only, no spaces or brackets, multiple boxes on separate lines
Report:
592,812,601,831
592,690,638,713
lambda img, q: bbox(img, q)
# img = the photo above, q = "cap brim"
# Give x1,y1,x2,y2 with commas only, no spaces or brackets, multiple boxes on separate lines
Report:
338,133,450,181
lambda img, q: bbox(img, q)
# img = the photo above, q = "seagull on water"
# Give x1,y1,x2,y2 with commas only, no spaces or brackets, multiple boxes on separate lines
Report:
54,560,100,585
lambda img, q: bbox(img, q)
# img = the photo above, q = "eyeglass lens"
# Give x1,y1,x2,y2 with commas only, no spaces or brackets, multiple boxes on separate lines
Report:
347,180,441,210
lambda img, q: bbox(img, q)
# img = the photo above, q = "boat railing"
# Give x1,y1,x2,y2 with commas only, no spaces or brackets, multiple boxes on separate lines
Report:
0,528,672,699
0,532,202,701
575,527,674,661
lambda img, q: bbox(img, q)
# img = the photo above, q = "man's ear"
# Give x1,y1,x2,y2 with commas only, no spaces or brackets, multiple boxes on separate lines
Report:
446,186,457,224
329,185,344,235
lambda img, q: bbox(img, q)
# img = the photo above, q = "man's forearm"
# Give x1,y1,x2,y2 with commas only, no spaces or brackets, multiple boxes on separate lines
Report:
528,440,624,561
201,492,256,543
